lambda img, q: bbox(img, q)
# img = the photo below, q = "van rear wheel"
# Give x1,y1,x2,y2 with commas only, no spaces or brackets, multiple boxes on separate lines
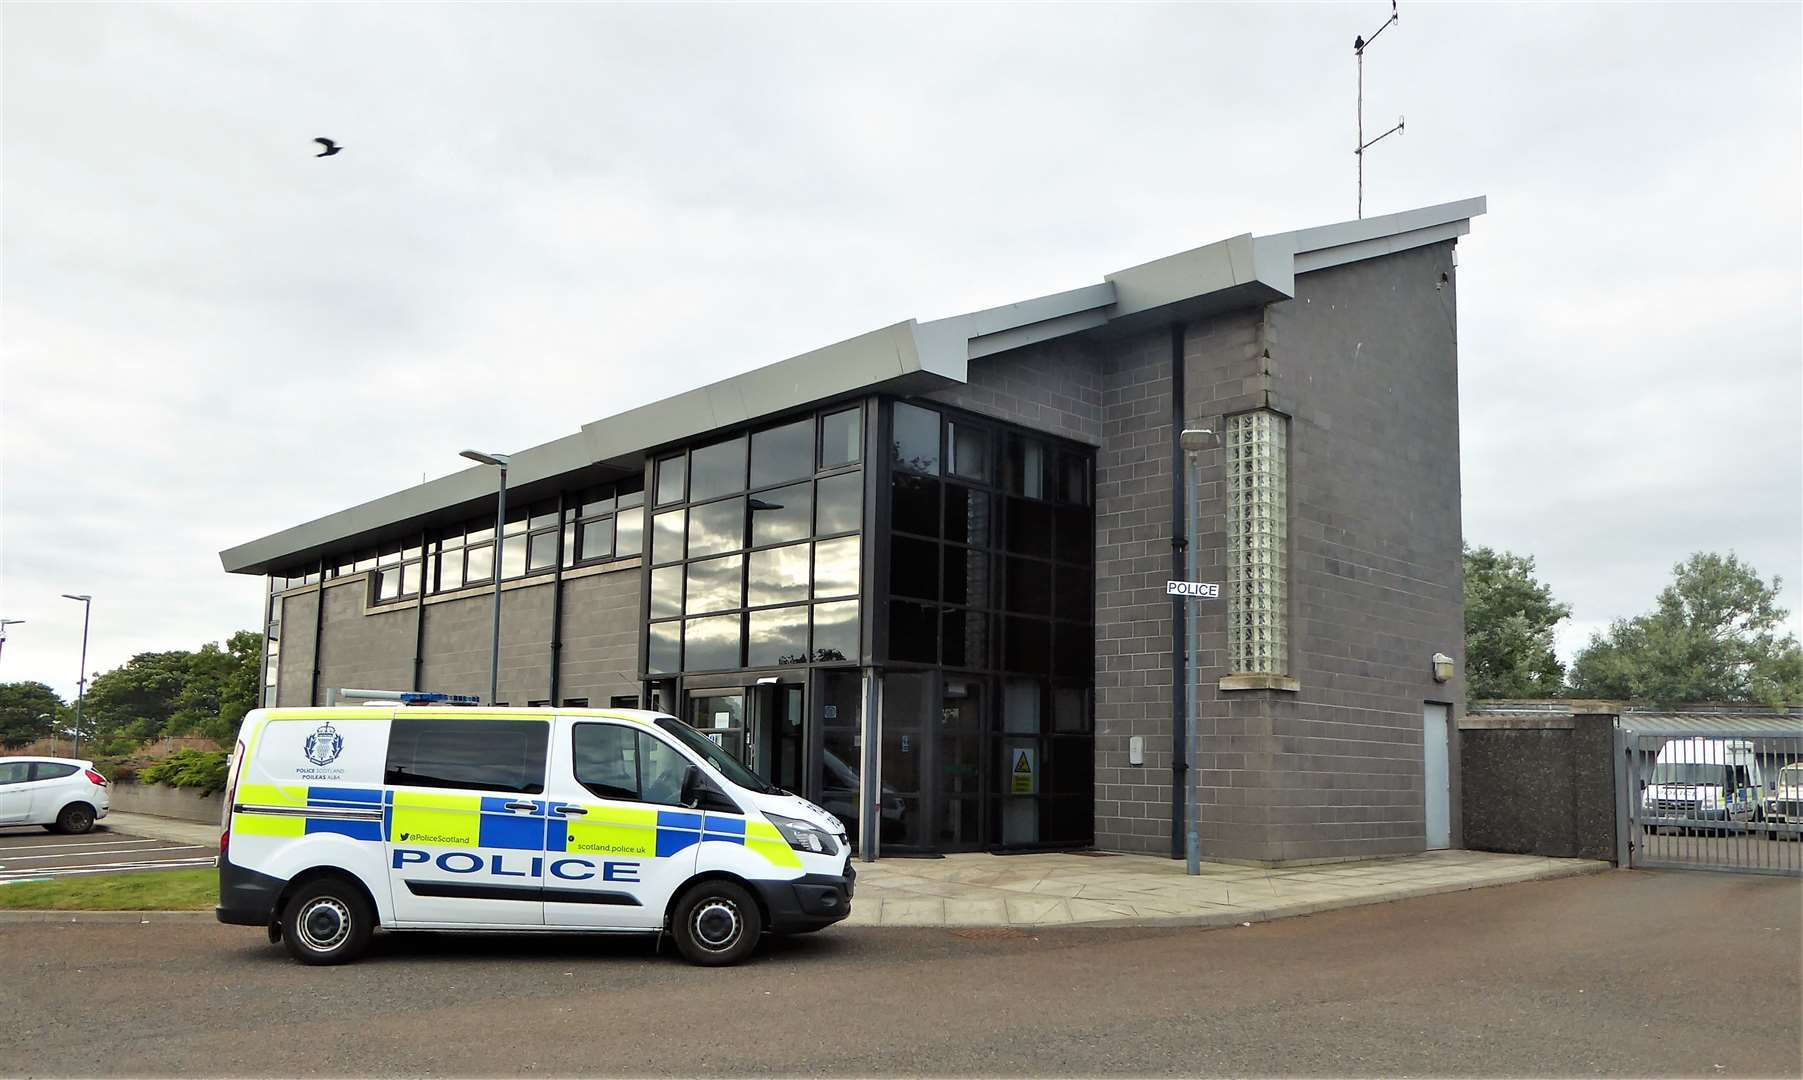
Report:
280,877,373,966
671,880,762,966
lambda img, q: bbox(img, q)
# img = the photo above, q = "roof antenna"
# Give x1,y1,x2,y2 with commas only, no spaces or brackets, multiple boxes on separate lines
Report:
1354,0,1403,219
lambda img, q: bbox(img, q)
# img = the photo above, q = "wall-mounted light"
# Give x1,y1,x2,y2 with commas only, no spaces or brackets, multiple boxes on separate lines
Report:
1431,652,1454,683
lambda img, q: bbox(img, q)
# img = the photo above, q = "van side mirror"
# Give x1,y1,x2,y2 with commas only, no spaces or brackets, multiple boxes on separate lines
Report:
680,765,705,809
1639,780,1647,790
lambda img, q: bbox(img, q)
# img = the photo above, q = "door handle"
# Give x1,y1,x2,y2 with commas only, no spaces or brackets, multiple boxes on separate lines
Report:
554,805,588,816
504,801,537,813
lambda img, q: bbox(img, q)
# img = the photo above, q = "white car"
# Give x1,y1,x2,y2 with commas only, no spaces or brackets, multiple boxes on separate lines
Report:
0,757,111,834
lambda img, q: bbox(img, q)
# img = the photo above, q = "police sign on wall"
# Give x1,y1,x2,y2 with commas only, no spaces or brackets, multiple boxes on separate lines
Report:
1166,580,1220,598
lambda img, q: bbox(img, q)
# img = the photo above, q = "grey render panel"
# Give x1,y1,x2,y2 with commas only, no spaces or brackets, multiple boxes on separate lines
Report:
220,199,1484,576
313,581,417,704
558,569,642,706
273,590,318,708
418,584,556,705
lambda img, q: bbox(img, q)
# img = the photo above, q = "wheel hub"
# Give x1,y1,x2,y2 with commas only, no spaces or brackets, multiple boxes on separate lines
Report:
693,899,740,950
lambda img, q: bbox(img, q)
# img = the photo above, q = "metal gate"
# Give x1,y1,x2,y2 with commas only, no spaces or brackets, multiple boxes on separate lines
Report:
1619,723,1803,877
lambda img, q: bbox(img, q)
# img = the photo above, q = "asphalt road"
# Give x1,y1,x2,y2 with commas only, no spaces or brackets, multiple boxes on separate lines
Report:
2,869,1797,1077
0,826,216,883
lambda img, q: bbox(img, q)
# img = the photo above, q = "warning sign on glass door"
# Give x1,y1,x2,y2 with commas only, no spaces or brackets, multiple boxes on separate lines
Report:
1010,747,1037,795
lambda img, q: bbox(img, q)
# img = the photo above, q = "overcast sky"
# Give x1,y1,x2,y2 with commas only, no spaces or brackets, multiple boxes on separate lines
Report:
3,3,1799,699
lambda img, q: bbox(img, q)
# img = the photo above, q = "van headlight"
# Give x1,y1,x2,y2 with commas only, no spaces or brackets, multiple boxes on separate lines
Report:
767,813,840,856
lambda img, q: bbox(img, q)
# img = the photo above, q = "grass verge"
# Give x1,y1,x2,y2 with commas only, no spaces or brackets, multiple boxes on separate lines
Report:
0,868,216,911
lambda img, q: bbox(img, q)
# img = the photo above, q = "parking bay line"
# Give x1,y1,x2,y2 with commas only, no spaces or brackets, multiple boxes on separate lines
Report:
0,857,217,881
0,844,209,863
0,838,165,854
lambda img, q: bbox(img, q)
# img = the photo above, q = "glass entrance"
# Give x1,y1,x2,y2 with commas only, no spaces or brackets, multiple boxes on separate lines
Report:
687,690,748,765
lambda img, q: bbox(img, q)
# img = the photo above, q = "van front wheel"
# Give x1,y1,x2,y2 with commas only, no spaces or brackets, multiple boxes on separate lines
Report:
281,877,373,966
671,881,762,966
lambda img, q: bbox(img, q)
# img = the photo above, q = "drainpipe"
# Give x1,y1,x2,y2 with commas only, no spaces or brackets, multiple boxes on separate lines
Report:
1168,323,1189,860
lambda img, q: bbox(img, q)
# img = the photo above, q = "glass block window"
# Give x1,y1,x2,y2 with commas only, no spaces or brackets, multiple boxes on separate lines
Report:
1225,410,1289,675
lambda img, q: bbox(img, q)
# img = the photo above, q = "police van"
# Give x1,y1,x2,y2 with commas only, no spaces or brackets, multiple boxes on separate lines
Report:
216,694,853,966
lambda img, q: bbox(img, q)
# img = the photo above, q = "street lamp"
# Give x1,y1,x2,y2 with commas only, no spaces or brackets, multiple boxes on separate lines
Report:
62,595,91,757
1178,428,1216,876
460,449,512,706
0,618,22,664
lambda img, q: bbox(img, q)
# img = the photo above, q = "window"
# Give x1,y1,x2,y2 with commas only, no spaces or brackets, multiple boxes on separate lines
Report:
815,472,862,535
32,762,79,781
527,699,551,708
1003,434,1046,498
608,694,637,709
616,492,645,557
0,761,29,784
812,599,859,662
656,455,686,506
821,408,862,468
568,480,644,567
750,483,811,547
689,437,747,502
892,402,940,474
1225,409,1289,676
562,697,591,708
949,421,989,481
384,718,549,794
572,724,691,805
643,406,867,676
751,419,813,488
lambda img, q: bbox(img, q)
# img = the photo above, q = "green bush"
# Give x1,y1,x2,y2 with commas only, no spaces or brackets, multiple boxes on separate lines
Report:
139,748,230,795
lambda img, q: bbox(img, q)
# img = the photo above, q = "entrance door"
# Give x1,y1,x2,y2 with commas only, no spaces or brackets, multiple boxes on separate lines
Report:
688,690,748,766
1423,703,1451,850
750,682,805,793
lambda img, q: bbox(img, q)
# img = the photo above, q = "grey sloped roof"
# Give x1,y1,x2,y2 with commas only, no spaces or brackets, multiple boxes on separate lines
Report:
220,196,1486,575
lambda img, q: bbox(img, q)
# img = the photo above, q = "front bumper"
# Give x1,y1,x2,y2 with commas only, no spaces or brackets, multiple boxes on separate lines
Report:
215,856,286,926
751,865,855,934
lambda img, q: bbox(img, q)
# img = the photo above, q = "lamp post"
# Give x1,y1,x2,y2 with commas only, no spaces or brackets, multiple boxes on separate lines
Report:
0,618,22,665
1178,428,1216,876
61,595,91,757
460,449,512,706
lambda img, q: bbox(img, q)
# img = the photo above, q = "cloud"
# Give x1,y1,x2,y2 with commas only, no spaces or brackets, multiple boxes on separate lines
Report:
3,3,1799,697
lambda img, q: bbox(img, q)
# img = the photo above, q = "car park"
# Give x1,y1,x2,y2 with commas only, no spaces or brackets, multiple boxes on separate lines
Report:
1640,738,1768,834
217,694,854,966
0,757,111,834
1763,763,1803,840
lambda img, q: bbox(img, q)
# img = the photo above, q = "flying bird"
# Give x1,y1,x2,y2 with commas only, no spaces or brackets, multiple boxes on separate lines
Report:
314,137,343,158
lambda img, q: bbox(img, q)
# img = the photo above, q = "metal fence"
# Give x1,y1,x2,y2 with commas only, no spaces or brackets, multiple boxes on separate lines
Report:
1619,727,1803,877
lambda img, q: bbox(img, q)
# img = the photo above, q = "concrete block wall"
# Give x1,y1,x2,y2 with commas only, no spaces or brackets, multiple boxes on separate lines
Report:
925,336,1105,445
313,581,417,700
273,590,317,707
558,566,642,706
1092,327,1178,854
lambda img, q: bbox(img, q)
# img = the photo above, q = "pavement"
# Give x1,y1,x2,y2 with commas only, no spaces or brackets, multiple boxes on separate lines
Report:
848,847,1606,928
1,869,1796,1076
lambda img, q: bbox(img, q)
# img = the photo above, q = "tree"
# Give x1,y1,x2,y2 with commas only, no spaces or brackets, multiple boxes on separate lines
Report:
1464,544,1570,700
79,631,262,745
1569,552,1803,705
0,682,64,747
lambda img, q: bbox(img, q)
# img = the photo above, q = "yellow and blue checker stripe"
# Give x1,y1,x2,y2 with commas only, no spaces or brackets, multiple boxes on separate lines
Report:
233,785,799,868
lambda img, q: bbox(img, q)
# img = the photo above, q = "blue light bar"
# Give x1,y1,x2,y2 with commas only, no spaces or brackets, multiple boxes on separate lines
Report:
398,692,482,706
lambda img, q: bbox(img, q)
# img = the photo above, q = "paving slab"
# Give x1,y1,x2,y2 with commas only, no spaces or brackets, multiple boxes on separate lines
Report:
852,848,1607,929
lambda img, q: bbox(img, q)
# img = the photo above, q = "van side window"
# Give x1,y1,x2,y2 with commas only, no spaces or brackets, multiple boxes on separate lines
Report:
572,724,689,806
385,718,548,794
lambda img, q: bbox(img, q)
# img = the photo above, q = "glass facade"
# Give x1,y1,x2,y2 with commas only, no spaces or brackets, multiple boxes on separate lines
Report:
644,406,864,675
1225,409,1289,676
878,400,1095,851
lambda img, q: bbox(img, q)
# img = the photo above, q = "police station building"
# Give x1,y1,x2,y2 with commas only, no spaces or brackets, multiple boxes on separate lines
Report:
222,198,1485,864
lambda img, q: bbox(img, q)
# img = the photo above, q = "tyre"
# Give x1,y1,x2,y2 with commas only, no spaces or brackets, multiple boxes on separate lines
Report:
671,880,762,967
280,877,374,966
53,803,95,835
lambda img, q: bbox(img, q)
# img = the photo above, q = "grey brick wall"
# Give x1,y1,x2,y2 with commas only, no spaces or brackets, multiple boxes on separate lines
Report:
418,583,556,705
1093,242,1465,863
1257,241,1465,861
273,590,317,708
1092,327,1177,854
925,337,1104,445
314,581,417,701
559,565,642,706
